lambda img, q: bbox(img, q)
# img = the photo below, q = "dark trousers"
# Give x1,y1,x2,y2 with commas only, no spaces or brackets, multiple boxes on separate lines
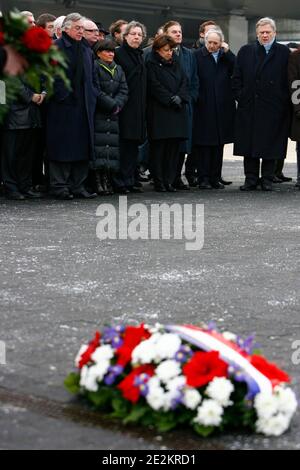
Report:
118,139,140,188
150,138,181,186
1,129,37,194
49,160,89,195
175,151,198,183
243,157,275,185
297,142,300,183
32,127,47,187
195,145,224,184
175,152,186,183
185,149,198,179
274,159,285,178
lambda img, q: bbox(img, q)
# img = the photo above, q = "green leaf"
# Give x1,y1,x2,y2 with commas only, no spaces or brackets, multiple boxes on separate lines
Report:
193,424,215,437
86,387,112,409
64,372,80,394
154,411,177,433
110,396,130,418
123,404,148,424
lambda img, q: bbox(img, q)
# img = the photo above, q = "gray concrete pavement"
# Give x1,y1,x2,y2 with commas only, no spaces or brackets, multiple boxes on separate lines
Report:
0,160,299,449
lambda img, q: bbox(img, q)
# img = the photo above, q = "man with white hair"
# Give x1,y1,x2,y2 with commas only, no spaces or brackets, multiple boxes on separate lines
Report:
46,13,99,199
233,17,290,191
20,10,35,26
193,28,236,189
83,18,100,47
53,16,66,39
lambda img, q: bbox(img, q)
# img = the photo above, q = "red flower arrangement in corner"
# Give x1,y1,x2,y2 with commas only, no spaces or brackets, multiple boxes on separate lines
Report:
0,10,69,123
21,26,52,53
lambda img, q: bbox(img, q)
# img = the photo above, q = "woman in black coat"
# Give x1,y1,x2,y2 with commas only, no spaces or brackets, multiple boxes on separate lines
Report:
92,40,128,195
146,34,189,192
193,29,236,189
114,21,147,193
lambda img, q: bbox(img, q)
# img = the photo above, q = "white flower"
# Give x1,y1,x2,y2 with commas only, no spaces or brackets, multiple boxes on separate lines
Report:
146,384,166,411
155,360,181,384
166,375,186,392
155,334,182,361
256,414,290,436
132,333,181,364
163,389,181,411
205,377,234,407
131,334,160,364
182,388,202,410
75,344,88,368
274,386,298,418
222,331,237,342
194,399,224,427
147,376,161,391
79,361,110,391
91,345,114,363
254,391,279,420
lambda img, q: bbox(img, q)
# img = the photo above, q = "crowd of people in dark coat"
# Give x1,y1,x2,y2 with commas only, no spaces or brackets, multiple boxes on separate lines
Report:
1,11,300,200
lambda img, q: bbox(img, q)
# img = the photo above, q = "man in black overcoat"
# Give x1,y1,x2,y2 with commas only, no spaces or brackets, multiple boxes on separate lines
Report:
46,13,98,199
232,17,290,191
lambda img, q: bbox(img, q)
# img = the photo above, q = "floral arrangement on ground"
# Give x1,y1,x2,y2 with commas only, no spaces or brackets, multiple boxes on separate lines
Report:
65,323,298,437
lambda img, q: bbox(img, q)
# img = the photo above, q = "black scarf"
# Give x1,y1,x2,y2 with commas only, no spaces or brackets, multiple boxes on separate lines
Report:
123,39,144,66
63,32,84,99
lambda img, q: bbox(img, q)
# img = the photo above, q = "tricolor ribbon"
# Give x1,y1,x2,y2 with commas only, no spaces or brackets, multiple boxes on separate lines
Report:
166,324,273,396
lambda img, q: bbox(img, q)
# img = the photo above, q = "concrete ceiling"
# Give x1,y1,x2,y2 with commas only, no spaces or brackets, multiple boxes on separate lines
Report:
1,0,300,19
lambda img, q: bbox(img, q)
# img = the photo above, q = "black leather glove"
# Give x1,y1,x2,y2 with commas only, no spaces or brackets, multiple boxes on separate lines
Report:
170,95,182,109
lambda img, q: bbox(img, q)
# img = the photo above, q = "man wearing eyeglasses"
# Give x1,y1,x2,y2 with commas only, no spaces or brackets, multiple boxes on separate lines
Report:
83,19,100,47
46,13,99,199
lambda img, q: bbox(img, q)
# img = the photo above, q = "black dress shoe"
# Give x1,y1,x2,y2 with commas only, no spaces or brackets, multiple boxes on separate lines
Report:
22,189,44,199
115,187,130,194
128,186,144,193
240,184,257,191
279,175,292,182
211,182,225,189
165,184,176,192
154,184,166,192
73,190,97,199
174,179,190,190
261,183,273,191
55,191,74,200
6,192,26,201
186,176,198,187
220,178,232,185
272,176,283,183
199,182,212,189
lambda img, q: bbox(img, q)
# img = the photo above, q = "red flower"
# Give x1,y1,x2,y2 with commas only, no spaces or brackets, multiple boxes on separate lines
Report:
118,365,155,403
251,355,290,386
183,351,228,388
116,324,151,367
0,32,4,46
78,331,101,369
50,59,58,66
21,26,52,53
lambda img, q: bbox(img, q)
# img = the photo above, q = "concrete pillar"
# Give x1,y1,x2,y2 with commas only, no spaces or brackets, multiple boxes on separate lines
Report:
228,14,248,52
218,14,248,53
